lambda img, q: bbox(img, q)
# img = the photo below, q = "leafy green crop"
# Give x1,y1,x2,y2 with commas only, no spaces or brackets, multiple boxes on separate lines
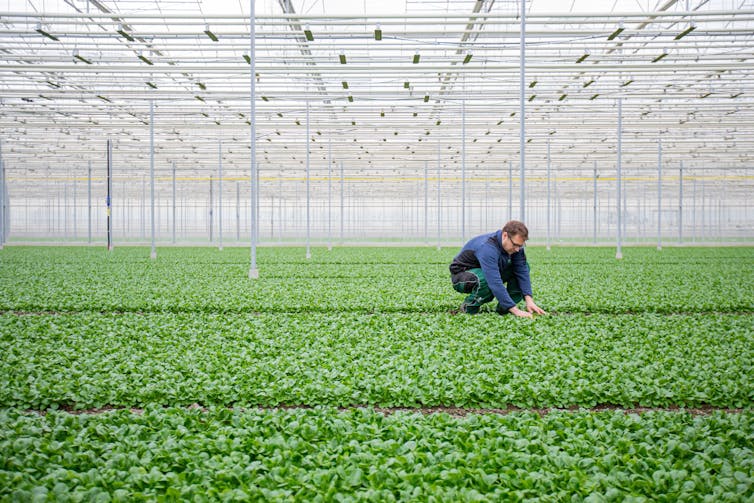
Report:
0,245,752,500
0,246,751,314
1,312,752,410
2,407,753,501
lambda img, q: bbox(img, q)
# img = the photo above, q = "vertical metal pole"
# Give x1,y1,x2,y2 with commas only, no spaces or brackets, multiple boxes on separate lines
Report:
508,159,512,220
679,161,683,244
236,181,240,242
717,195,722,240
140,176,145,240
255,165,260,246
0,144,4,248
484,174,489,232
172,161,176,244
700,178,705,242
692,177,697,243
156,192,160,240
340,161,344,243
305,97,311,259
88,160,92,244
717,196,723,238
583,185,587,240
593,161,597,245
554,170,560,240
437,139,441,250
44,166,49,236
657,139,662,250
519,0,526,221
718,197,722,240
119,174,124,238
623,175,627,241
209,176,214,243
249,0,259,278
106,139,113,251
546,137,551,251
218,137,223,251
424,160,428,245
616,96,623,260
270,176,276,242
328,135,332,250
3,158,6,245
461,98,466,243
0,138,3,246
150,100,156,259
278,178,283,244
640,191,645,240
48,167,52,236
73,175,77,239
64,183,69,240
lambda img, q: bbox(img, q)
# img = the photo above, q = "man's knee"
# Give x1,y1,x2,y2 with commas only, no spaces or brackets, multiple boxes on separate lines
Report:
452,271,479,294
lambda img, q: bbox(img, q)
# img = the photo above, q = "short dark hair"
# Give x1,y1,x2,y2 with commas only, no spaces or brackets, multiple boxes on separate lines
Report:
503,220,529,241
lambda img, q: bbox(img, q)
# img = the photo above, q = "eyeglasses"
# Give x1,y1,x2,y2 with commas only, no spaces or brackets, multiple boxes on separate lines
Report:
507,234,526,248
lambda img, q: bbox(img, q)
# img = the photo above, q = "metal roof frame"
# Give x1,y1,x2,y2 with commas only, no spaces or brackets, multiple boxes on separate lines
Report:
0,0,752,208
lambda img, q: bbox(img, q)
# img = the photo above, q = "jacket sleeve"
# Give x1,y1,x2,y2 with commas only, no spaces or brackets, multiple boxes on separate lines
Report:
477,244,517,311
512,249,533,298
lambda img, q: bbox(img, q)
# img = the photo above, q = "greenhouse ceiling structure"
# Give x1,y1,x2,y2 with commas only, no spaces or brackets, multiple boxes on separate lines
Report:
0,0,752,246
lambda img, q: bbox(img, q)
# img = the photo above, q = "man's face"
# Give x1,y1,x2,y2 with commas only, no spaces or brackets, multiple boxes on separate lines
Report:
502,231,526,255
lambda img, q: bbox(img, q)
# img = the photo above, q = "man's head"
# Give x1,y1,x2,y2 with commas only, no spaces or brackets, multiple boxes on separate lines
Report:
501,220,528,254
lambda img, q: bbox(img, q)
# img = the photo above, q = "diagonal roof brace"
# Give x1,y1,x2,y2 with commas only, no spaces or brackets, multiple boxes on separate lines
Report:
430,0,495,120
277,0,332,106
606,0,679,55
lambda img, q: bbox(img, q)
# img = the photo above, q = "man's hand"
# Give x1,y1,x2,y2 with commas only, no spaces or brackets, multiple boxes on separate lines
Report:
524,296,547,316
508,297,547,318
508,306,533,318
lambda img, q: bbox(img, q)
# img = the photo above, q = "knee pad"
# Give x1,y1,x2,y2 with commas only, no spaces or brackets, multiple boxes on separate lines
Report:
455,271,479,293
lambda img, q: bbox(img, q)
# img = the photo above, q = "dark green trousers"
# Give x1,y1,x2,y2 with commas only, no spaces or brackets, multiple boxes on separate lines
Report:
451,264,528,314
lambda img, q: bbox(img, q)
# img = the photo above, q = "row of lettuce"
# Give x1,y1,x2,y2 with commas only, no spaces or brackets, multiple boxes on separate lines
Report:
0,246,752,314
2,311,751,410
1,246,752,500
2,406,753,501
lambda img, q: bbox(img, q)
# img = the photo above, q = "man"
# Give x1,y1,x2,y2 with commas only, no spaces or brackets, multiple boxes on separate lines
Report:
450,220,546,318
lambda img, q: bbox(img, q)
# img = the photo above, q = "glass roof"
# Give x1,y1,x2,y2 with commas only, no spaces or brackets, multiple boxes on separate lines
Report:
1,0,752,204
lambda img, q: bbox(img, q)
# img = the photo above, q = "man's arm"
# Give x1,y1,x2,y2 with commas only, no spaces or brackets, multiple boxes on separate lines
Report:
511,250,533,298
477,245,516,311
523,295,547,315
511,251,546,317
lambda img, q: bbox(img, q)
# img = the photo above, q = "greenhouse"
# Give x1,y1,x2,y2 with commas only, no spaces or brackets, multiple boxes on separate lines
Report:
1,0,752,247
1,0,753,500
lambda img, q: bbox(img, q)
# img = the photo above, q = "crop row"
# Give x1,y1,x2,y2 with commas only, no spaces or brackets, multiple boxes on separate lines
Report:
1,245,752,500
2,312,751,410
4,244,753,265
2,406,752,501
0,246,752,314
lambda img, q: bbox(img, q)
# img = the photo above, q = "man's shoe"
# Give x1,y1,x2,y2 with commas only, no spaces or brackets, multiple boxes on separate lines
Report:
460,302,480,315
